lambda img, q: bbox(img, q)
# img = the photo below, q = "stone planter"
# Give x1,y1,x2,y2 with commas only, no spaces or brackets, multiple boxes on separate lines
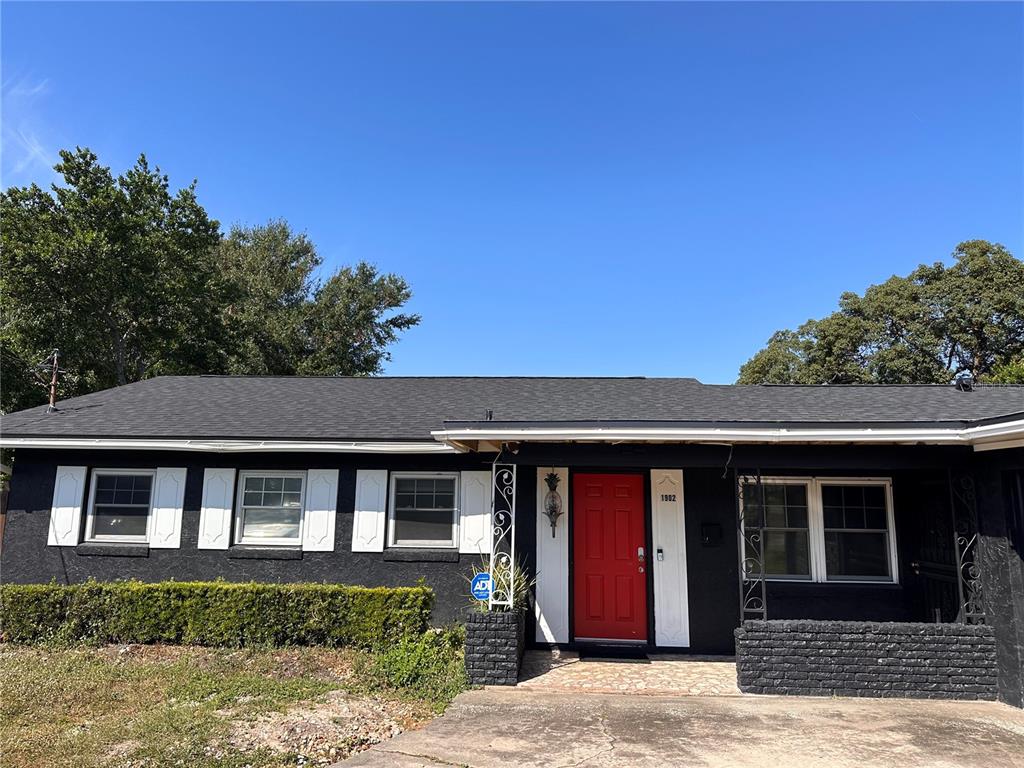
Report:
464,609,525,686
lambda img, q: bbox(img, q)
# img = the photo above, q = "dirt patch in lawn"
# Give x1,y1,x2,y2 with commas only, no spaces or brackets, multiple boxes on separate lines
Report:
227,689,430,765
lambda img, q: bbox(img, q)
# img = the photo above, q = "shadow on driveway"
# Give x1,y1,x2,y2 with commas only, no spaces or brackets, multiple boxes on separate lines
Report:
340,688,1024,767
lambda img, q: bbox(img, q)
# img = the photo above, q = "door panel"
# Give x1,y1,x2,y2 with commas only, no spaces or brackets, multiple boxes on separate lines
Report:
573,473,647,642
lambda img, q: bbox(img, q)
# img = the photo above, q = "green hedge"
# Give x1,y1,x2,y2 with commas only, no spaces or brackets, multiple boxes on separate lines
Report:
0,580,433,649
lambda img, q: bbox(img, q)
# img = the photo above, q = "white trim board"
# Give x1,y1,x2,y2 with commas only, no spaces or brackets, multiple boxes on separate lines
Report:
0,437,455,454
534,467,569,644
651,469,690,648
432,417,1024,452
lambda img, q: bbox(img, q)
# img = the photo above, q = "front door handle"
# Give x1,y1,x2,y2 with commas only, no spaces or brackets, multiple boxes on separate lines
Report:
637,546,645,562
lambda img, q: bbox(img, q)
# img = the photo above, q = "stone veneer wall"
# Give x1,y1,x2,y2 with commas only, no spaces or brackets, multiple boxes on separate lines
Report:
735,620,998,700
464,609,525,686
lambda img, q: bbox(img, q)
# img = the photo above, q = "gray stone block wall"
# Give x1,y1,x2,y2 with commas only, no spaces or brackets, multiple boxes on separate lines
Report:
736,620,998,700
464,609,525,686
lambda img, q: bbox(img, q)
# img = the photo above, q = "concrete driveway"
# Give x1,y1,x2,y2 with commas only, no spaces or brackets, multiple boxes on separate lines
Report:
341,689,1024,768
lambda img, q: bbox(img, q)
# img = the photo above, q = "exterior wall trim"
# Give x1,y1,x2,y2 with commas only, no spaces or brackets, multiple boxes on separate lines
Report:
0,437,456,454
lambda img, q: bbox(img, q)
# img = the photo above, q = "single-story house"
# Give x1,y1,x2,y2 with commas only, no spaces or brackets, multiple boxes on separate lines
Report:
1,375,1022,706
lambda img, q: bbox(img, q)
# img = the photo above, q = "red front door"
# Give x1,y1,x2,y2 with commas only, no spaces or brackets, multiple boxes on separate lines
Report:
572,473,648,642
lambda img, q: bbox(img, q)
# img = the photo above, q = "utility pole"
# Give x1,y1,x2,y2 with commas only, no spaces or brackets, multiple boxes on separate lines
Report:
37,350,65,413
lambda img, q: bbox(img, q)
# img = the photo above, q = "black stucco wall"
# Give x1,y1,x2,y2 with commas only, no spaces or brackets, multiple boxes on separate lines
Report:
0,449,494,624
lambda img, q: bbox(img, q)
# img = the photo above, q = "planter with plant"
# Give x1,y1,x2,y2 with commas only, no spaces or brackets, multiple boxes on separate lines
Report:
462,557,533,686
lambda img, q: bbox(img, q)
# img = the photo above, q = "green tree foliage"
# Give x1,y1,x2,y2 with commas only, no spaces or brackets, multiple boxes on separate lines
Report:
737,241,1024,385
1,148,224,410
1,150,420,412
218,221,419,376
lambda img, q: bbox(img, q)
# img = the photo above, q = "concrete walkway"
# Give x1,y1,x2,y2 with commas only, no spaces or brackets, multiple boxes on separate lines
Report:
341,689,1024,767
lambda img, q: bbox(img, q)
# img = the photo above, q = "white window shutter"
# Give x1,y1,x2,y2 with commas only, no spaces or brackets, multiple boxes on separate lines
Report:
150,468,187,549
47,466,87,546
459,470,492,554
198,468,235,549
302,469,338,552
352,469,387,552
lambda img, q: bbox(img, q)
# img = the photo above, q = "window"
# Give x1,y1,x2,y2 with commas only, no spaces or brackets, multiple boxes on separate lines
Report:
86,470,155,542
741,477,897,583
235,472,305,546
821,484,891,580
388,473,459,548
742,481,811,579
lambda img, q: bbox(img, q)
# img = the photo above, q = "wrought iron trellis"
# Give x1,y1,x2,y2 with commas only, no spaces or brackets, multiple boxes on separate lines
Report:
736,469,768,622
948,471,985,624
488,456,517,610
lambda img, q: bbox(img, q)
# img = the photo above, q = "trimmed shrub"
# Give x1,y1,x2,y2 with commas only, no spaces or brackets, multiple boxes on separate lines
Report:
0,580,433,649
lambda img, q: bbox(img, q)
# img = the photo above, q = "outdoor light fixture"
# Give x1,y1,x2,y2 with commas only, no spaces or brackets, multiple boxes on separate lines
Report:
543,470,563,537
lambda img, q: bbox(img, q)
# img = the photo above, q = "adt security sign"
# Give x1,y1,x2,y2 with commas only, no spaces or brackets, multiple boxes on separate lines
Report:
470,573,492,601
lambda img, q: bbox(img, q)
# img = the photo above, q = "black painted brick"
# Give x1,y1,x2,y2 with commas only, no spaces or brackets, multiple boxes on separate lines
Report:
735,620,998,701
464,609,525,686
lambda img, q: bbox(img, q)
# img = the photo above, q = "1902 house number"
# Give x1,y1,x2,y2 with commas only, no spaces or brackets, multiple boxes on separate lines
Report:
660,494,677,502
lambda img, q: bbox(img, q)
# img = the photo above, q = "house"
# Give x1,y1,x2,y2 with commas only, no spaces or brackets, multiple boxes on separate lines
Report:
1,375,1022,706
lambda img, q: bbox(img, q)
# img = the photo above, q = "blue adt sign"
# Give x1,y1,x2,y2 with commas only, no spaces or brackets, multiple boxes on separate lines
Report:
470,573,493,601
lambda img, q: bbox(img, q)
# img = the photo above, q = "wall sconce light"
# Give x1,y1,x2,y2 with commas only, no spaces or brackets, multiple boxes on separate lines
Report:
543,471,563,538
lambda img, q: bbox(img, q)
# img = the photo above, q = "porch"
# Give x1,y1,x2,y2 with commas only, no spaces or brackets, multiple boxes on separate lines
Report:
473,442,1021,704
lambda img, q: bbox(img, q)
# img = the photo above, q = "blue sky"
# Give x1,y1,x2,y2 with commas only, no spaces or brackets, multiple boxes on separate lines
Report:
3,2,1021,383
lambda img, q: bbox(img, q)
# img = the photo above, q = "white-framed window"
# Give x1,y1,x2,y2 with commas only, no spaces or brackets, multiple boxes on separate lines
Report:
740,478,812,580
387,472,459,548
234,471,306,547
740,477,898,584
85,469,156,543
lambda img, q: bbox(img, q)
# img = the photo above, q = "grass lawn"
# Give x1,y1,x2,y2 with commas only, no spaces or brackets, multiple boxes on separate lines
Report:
0,640,465,768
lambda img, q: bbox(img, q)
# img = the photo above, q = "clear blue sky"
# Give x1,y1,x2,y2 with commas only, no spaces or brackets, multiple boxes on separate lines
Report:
3,2,1021,383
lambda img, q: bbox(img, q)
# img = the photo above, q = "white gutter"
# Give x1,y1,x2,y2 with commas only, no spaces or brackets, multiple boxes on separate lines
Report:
0,437,456,454
431,417,1024,452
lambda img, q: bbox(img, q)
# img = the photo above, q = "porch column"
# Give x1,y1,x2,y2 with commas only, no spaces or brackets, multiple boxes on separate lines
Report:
489,461,517,610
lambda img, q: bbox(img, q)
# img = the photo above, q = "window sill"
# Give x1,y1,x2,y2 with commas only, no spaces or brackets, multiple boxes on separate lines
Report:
383,549,460,563
227,547,303,560
76,543,150,558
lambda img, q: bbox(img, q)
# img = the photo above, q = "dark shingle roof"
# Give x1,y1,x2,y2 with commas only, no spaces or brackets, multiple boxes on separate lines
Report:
2,375,1023,441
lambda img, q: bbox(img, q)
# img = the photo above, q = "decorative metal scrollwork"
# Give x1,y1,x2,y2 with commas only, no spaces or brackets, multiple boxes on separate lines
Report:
488,460,517,610
737,470,768,622
949,472,985,624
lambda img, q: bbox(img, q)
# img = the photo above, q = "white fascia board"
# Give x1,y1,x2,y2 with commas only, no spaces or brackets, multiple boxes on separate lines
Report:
0,437,457,454
431,426,970,446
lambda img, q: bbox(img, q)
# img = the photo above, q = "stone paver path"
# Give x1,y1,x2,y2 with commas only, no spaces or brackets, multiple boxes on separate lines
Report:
517,648,740,695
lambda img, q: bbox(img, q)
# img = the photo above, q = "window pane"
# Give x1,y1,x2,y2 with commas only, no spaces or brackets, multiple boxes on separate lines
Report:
863,486,885,508
786,507,808,528
823,507,843,528
284,478,302,492
825,531,889,579
763,530,810,577
283,492,302,507
765,505,787,527
785,484,807,507
395,478,416,495
95,489,114,504
262,492,283,507
821,485,842,507
133,475,151,492
243,491,262,506
245,477,264,492
242,507,300,540
96,475,116,491
265,477,283,492
764,485,786,507
393,507,453,544
843,508,866,529
93,505,149,537
865,508,887,530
